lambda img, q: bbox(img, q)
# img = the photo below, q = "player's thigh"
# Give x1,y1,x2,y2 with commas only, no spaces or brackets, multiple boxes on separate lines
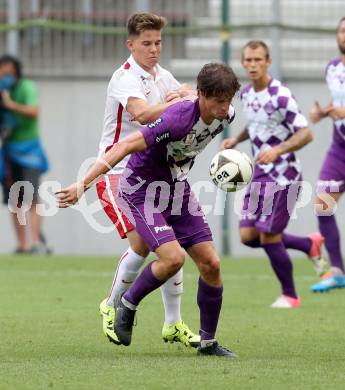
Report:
120,192,177,252
315,191,342,215
186,240,220,276
239,226,259,243
255,185,292,235
126,230,150,257
316,151,345,211
155,240,185,267
169,191,213,249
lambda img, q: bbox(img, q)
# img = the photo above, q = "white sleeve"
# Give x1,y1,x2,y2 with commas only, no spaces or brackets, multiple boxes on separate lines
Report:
165,72,181,91
108,71,146,108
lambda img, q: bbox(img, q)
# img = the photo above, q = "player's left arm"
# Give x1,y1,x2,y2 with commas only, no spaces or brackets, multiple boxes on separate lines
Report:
256,127,312,164
56,131,147,207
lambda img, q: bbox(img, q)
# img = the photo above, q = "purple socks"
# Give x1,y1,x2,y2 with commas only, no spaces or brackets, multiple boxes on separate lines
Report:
318,215,345,272
123,262,164,306
282,233,312,254
197,277,223,341
262,242,297,298
243,234,312,255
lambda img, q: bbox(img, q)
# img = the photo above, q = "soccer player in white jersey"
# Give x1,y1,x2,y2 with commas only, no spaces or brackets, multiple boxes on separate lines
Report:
309,17,345,292
222,40,325,308
96,13,199,346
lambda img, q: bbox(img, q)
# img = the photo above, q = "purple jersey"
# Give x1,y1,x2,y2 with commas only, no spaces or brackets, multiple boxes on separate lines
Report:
325,58,345,151
241,79,308,185
121,99,235,193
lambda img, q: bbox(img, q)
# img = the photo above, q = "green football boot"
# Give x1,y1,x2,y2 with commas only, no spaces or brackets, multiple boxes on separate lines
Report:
99,298,121,345
162,320,200,348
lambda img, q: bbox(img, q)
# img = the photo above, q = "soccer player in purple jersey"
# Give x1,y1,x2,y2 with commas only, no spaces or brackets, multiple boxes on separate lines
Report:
222,40,325,308
309,17,345,292
97,12,199,348
57,63,240,357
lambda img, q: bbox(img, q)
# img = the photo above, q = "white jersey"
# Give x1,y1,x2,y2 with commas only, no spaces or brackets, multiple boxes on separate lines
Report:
325,58,345,144
98,55,180,175
241,79,308,185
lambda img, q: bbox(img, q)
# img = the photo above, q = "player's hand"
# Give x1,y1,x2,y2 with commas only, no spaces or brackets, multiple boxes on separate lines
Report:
55,182,85,208
165,90,181,102
165,84,197,102
309,101,324,124
180,94,198,102
328,106,345,121
255,147,280,164
221,137,238,150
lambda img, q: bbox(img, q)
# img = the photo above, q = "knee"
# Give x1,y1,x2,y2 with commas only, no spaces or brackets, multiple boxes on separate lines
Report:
165,249,185,276
198,257,220,279
131,245,149,258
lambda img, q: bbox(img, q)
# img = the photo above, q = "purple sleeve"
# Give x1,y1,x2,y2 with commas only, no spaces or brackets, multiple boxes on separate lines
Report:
141,102,191,147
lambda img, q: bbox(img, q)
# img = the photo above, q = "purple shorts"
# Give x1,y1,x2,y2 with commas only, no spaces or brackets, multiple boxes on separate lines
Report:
118,182,212,252
239,176,301,234
317,147,345,194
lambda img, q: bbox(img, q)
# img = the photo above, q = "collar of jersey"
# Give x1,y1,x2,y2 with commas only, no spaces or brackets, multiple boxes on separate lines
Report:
127,55,161,80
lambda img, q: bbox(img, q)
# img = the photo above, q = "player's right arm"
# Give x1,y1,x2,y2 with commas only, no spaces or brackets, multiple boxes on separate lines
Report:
112,69,183,125
56,131,147,207
126,97,180,124
221,128,249,150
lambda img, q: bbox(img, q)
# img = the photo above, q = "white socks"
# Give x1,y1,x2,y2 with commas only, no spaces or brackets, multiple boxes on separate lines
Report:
106,247,184,326
160,268,183,325
106,247,145,307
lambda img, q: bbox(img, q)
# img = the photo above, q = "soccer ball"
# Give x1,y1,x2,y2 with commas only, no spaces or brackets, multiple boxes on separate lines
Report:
209,149,253,192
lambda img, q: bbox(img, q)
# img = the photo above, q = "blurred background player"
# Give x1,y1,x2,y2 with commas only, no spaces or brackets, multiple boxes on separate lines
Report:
0,55,51,254
222,40,325,308
96,13,199,347
309,17,345,292
57,62,240,357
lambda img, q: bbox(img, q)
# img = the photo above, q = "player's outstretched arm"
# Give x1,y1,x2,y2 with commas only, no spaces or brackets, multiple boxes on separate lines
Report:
56,131,147,208
256,127,313,165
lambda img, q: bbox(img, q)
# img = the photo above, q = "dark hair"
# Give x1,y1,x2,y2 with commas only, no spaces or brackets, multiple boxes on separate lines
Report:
0,54,22,78
127,13,167,37
241,40,270,60
337,17,345,32
197,63,240,100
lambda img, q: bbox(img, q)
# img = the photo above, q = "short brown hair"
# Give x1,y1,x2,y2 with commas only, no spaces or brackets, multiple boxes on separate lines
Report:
127,13,167,36
197,63,240,100
242,40,270,60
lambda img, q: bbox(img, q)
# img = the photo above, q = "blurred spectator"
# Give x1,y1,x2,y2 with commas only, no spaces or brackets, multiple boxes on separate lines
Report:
0,55,51,254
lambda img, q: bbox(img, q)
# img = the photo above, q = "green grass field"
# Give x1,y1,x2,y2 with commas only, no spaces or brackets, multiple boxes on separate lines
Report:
0,255,344,390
